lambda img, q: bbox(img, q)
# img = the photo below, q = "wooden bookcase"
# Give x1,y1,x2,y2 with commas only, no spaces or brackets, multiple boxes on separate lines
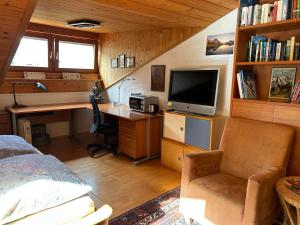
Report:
231,3,300,175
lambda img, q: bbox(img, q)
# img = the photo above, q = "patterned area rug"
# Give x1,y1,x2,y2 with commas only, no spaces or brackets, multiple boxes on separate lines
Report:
109,187,200,225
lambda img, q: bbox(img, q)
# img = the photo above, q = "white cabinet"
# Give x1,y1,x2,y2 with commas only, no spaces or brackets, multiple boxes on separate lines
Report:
163,112,185,143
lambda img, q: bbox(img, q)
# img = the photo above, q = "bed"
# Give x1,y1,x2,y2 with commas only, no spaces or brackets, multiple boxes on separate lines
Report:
0,135,112,225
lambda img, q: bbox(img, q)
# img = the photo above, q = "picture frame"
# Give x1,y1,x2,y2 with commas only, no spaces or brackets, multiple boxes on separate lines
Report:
111,58,118,68
206,32,235,55
151,65,165,92
126,57,135,68
119,54,125,68
269,68,296,101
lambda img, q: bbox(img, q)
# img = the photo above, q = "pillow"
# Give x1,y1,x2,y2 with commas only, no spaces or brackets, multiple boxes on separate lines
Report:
0,154,91,225
0,135,39,159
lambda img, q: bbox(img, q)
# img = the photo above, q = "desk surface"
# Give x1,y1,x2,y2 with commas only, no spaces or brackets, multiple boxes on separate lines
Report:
7,103,159,121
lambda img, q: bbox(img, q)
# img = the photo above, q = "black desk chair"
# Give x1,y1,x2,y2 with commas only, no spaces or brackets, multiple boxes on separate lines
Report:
87,95,117,158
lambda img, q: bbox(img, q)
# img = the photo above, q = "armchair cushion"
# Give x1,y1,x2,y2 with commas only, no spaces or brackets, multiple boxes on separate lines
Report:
180,172,247,225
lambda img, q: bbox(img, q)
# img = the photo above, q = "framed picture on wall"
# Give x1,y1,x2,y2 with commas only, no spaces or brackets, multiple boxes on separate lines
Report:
206,32,235,55
269,68,296,101
111,58,118,68
151,65,165,92
126,57,135,68
119,54,125,68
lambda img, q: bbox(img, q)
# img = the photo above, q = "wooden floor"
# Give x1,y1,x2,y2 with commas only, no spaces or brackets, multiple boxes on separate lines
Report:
39,135,181,219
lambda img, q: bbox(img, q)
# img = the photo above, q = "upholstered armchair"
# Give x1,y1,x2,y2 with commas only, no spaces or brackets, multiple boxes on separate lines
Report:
180,117,295,225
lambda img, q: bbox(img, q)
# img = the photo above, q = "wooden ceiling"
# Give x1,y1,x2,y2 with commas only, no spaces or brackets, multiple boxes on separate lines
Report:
31,0,239,33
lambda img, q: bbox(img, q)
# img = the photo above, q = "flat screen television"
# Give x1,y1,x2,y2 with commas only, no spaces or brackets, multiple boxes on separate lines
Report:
168,67,220,115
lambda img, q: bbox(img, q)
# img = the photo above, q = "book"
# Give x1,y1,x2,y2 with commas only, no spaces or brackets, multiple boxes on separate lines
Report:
277,0,284,21
247,5,254,25
266,4,274,22
273,1,279,21
241,7,249,25
294,42,300,60
293,0,297,18
297,0,300,18
276,42,282,60
237,72,244,98
282,0,290,20
240,70,257,99
290,36,296,61
253,4,262,25
261,4,266,23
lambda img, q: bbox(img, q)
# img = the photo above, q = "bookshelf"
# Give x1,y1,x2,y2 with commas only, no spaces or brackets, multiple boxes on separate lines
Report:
231,1,300,176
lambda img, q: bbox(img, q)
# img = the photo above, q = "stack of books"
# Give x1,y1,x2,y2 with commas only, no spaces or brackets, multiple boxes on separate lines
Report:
290,81,300,102
285,178,300,195
248,36,300,62
240,0,300,26
237,70,257,99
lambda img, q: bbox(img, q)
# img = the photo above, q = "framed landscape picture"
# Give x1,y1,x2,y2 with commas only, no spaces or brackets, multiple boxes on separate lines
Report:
206,32,235,55
269,68,296,101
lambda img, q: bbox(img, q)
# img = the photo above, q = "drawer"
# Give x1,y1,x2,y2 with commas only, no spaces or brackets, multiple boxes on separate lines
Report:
119,134,136,158
0,114,9,124
0,123,11,134
163,112,185,143
185,117,211,150
161,139,183,172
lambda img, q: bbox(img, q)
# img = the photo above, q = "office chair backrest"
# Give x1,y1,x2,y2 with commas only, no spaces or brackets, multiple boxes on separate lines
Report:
89,95,101,134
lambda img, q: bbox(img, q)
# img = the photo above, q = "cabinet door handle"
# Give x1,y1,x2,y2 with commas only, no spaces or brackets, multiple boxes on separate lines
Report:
180,127,183,131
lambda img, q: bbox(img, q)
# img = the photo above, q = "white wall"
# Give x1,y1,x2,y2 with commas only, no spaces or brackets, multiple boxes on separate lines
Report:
106,9,238,116
0,92,92,137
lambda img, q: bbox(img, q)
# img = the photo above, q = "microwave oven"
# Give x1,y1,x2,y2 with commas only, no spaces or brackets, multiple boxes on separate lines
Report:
129,95,159,113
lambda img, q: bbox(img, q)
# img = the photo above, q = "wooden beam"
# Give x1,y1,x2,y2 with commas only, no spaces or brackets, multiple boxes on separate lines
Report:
0,0,38,84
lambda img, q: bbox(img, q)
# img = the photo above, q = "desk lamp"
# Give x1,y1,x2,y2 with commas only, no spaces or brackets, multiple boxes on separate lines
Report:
12,81,48,108
114,78,136,105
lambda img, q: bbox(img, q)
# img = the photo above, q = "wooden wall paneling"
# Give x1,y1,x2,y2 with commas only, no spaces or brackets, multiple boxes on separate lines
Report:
0,0,38,83
100,27,201,87
0,79,96,94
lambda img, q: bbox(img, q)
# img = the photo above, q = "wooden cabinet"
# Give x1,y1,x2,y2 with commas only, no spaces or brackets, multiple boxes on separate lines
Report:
161,139,183,172
163,112,185,143
0,111,11,135
161,112,226,172
119,117,162,159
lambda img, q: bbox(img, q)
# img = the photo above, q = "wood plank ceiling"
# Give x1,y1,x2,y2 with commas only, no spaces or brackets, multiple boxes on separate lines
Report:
31,0,239,33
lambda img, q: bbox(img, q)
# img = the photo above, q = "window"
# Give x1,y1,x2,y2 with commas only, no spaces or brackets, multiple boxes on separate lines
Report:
10,31,98,73
11,36,49,68
58,41,96,70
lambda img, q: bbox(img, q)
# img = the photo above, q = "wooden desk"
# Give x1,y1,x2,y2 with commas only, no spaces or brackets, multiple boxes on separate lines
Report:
7,103,162,163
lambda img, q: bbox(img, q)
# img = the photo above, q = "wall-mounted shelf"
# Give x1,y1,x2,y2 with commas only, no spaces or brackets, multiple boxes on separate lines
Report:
239,19,300,32
236,61,300,66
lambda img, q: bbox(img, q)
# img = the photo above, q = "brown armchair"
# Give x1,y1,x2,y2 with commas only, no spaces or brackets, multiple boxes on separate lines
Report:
180,117,295,225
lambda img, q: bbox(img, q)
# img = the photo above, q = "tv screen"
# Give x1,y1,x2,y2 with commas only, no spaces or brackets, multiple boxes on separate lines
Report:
168,69,219,107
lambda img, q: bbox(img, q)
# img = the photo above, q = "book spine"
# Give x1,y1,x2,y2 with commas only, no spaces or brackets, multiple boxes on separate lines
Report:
294,43,300,60
276,42,282,61
277,0,284,21
237,72,244,99
261,4,266,23
255,41,260,62
281,42,287,60
241,7,249,26
290,36,296,60
248,36,253,62
253,4,262,25
266,38,270,61
290,82,299,102
273,1,279,21
282,0,289,20
292,83,300,102
293,0,297,18
286,40,291,60
267,4,274,22
247,5,254,25
297,0,300,18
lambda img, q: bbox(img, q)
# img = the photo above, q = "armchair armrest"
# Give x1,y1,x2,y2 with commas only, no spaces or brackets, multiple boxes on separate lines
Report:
181,151,223,190
242,167,285,225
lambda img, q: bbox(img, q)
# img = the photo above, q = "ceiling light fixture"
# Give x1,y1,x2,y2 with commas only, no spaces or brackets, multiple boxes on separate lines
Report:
66,20,101,28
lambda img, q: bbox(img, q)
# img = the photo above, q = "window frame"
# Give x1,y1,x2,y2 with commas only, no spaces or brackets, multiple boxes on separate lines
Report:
54,36,98,73
10,32,99,73
10,32,54,72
